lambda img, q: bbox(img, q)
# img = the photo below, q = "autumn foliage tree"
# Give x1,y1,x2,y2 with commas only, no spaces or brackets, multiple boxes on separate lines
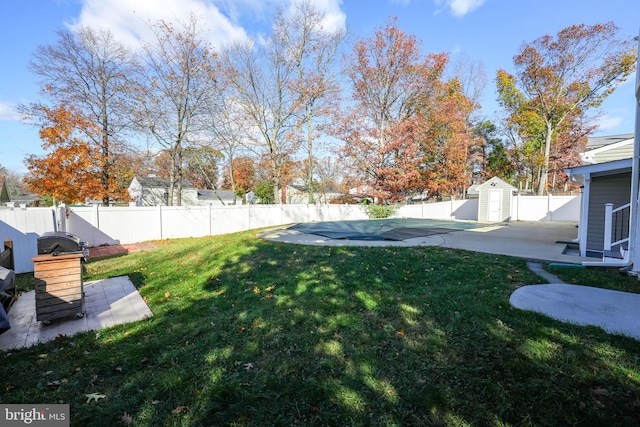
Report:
24,105,130,204
497,22,636,195
24,26,140,205
225,157,256,197
335,18,475,202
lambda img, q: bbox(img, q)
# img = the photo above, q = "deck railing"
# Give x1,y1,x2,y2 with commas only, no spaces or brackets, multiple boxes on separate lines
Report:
604,202,631,253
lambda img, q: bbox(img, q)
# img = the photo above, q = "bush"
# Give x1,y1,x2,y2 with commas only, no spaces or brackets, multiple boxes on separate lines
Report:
363,203,397,219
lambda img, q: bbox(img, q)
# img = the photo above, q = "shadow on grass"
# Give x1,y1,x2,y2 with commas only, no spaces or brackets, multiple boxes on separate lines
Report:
2,232,640,426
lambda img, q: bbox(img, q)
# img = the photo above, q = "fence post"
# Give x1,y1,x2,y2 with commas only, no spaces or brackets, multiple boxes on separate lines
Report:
604,203,613,252
93,204,100,229
208,203,212,236
158,205,163,240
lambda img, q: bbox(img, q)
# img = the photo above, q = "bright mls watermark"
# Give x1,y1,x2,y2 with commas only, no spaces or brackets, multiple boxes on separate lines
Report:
1,404,69,426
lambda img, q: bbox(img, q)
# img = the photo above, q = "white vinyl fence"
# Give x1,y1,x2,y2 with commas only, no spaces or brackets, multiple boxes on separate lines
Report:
0,195,580,273
0,207,57,274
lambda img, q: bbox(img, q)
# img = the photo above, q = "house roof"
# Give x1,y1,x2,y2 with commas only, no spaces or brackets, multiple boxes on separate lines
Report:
197,189,236,201
585,133,634,151
0,176,9,203
565,158,633,185
565,158,632,176
288,184,342,194
134,176,196,189
581,134,634,164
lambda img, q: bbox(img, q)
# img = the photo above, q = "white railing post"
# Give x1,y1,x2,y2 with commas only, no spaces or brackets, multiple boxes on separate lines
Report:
604,203,613,252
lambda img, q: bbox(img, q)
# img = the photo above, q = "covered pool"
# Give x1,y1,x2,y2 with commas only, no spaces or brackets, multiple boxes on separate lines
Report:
288,218,481,241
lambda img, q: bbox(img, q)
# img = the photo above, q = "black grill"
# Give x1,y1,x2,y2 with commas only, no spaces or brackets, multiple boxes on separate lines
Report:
37,231,87,256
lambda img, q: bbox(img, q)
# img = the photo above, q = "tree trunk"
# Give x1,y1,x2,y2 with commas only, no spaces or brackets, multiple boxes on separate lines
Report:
176,145,183,206
537,121,553,196
306,105,315,204
101,96,110,206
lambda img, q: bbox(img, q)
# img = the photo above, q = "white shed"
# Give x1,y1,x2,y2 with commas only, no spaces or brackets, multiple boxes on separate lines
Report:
476,177,517,222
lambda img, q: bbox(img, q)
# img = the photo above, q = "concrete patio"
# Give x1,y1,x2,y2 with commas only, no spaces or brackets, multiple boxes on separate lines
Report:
0,276,152,351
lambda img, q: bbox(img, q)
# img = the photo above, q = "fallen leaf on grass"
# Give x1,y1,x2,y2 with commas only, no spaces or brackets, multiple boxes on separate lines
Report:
172,406,188,414
266,285,276,291
164,292,171,298
85,393,107,403
122,412,133,424
253,286,261,294
397,329,405,337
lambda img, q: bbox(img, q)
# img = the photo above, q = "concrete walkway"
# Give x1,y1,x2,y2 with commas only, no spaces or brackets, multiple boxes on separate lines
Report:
510,283,640,340
0,276,152,350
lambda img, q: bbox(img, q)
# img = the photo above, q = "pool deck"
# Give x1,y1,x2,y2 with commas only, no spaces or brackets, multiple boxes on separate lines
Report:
259,220,590,264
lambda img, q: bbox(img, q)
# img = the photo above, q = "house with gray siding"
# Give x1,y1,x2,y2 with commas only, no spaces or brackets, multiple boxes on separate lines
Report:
565,134,635,259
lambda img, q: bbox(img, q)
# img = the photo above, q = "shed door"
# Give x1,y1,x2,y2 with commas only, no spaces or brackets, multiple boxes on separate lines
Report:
488,189,502,222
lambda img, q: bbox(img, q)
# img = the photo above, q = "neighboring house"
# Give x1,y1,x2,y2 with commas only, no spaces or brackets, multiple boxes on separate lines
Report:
10,193,40,207
0,176,9,205
466,184,480,199
475,177,517,222
285,184,343,204
197,189,238,206
565,133,636,261
128,176,199,206
128,176,239,206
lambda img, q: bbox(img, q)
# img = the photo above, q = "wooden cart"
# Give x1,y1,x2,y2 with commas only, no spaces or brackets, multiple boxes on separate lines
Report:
33,252,84,323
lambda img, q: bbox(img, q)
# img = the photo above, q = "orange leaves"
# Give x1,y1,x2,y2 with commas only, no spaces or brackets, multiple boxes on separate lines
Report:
23,103,132,204
335,18,476,202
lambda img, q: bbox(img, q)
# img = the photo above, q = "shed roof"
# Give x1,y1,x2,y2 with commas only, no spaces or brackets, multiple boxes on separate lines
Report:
476,176,517,191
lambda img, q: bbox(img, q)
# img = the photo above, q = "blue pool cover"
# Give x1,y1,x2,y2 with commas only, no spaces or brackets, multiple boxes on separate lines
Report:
288,218,480,241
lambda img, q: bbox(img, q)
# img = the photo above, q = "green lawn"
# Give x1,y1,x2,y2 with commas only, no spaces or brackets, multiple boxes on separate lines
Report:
3,230,640,426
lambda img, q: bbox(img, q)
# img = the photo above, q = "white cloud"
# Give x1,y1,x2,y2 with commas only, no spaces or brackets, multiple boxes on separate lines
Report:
595,114,624,132
306,0,347,33
0,101,20,122
70,0,250,49
434,0,486,17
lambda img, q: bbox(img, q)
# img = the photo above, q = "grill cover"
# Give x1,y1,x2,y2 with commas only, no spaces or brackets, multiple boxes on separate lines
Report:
37,231,85,255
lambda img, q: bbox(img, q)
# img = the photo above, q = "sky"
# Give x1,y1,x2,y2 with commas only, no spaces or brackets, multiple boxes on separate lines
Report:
0,0,638,174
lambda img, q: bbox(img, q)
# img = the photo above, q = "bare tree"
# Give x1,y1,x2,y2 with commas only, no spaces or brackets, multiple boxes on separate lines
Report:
221,36,300,204
136,14,219,205
24,26,139,205
220,3,344,204
282,0,346,203
204,72,249,204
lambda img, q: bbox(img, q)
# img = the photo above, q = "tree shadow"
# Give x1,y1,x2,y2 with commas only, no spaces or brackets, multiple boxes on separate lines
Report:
3,236,639,426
